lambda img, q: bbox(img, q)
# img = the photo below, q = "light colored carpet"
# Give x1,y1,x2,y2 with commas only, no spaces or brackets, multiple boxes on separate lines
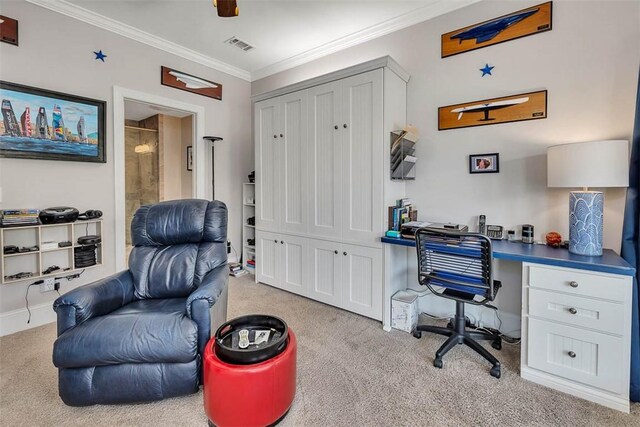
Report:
0,275,638,426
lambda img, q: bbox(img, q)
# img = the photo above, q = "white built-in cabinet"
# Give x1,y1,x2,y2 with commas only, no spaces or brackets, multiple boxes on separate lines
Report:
520,263,633,412
254,57,408,322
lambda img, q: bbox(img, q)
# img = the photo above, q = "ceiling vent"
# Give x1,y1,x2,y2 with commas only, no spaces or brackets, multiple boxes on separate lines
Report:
224,36,254,52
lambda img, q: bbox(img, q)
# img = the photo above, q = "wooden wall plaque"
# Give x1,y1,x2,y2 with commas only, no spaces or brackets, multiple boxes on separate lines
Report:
442,2,552,58
161,66,222,100
0,15,19,46
438,90,548,131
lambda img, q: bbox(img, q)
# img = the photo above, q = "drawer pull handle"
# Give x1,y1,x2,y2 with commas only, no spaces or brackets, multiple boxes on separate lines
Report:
568,351,576,358
568,307,577,315
569,281,579,288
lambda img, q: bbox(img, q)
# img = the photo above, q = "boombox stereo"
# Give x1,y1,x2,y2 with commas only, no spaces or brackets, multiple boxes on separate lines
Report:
39,207,79,224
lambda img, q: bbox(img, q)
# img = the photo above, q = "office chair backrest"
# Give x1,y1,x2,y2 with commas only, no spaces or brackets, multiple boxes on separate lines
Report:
415,228,497,304
129,199,228,300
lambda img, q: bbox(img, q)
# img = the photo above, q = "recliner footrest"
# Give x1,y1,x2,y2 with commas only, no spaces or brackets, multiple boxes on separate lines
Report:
58,359,200,406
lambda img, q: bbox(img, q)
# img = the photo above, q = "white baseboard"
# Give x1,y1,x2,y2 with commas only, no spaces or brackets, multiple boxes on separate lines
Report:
0,302,56,337
521,366,630,413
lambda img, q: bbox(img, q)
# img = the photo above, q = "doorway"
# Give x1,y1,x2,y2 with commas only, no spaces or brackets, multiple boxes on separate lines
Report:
123,100,194,258
113,87,207,271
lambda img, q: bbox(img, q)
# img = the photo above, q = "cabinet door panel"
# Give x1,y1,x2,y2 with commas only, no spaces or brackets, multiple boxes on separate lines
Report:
280,91,308,234
341,244,382,320
255,99,280,231
341,70,383,245
256,231,279,286
528,318,625,394
280,235,307,296
307,82,342,239
307,238,341,306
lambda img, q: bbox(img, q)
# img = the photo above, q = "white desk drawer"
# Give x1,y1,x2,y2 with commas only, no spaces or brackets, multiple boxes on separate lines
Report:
529,288,624,335
528,265,626,302
528,318,625,394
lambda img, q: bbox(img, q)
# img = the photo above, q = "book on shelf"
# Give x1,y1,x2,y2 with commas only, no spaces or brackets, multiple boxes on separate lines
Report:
1,209,41,227
387,201,417,232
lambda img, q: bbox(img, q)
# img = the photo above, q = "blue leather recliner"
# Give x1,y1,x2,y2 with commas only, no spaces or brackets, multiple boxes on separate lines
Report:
52,199,229,406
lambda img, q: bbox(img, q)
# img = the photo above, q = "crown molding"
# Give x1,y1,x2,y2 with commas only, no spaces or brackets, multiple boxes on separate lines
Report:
250,0,481,81
25,0,252,81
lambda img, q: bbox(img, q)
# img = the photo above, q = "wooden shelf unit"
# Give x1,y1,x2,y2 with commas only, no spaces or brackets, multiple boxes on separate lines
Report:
242,182,256,273
1,220,103,284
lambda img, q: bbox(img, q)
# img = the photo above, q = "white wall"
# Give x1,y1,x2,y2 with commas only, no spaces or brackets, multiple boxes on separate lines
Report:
252,0,640,330
0,1,252,333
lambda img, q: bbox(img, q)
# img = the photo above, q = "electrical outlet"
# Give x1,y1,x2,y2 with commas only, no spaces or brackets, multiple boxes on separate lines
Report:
40,278,56,293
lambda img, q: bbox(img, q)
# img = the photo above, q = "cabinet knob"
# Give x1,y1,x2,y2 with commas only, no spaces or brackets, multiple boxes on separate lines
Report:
568,351,576,358
280,241,284,244
343,251,347,256
274,240,278,243
334,250,338,254
343,124,348,128
334,125,338,130
568,307,577,315
280,134,284,138
273,134,277,139
569,281,579,288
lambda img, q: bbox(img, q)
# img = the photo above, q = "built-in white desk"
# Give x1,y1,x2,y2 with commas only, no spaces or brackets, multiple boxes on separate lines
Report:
382,236,635,413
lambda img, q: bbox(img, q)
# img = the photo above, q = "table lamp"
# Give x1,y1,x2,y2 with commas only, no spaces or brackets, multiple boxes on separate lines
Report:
547,140,629,256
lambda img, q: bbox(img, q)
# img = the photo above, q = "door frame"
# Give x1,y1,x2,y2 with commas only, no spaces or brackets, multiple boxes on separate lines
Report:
113,86,206,271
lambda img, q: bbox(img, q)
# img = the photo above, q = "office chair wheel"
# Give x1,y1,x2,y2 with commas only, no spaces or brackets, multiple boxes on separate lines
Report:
490,365,501,379
433,357,443,369
491,338,502,350
412,330,422,339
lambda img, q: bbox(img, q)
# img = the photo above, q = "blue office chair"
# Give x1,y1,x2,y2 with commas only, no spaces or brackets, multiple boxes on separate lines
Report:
413,227,502,378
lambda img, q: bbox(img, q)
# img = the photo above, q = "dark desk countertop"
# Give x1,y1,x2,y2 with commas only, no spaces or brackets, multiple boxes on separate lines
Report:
381,236,635,277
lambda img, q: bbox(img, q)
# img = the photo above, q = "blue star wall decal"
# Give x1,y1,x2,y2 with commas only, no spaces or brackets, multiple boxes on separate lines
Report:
480,63,494,76
94,50,107,62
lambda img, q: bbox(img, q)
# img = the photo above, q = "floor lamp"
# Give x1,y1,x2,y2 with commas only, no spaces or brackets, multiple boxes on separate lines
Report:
547,140,629,256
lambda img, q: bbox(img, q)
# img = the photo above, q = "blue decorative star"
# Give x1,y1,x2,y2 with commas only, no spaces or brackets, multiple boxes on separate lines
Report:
94,50,107,62
480,63,494,76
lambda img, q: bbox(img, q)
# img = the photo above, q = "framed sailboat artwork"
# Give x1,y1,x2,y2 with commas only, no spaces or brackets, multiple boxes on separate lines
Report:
0,81,106,162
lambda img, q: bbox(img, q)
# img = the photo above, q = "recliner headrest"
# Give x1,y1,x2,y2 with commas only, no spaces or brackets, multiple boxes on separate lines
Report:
131,199,227,246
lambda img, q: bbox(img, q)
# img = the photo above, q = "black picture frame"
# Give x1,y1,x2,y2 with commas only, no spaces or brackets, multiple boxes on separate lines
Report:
469,153,500,174
0,81,106,163
187,146,193,171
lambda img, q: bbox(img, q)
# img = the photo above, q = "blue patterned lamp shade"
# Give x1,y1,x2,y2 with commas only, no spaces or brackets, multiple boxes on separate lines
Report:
569,192,604,256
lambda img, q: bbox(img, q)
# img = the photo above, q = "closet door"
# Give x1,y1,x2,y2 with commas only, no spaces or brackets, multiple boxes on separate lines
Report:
307,238,341,306
279,234,308,297
255,230,279,286
280,91,308,235
340,244,383,320
307,81,342,240
255,98,281,232
340,70,384,246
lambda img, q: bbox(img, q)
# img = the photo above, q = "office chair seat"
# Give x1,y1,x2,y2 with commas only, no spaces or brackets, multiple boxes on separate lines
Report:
413,228,502,378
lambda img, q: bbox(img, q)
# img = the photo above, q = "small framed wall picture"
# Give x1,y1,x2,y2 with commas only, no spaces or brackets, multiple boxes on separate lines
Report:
187,146,193,171
469,153,499,174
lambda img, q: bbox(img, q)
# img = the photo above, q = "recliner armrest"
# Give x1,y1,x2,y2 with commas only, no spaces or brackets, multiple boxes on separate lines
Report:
186,264,228,318
53,270,135,335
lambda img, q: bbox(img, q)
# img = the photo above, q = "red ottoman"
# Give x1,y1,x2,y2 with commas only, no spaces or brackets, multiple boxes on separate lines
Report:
203,329,297,427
